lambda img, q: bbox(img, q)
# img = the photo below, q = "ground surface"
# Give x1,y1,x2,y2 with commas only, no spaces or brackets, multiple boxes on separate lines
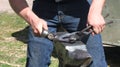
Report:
0,0,33,13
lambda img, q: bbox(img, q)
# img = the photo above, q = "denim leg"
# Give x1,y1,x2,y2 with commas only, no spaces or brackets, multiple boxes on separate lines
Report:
26,20,57,67
61,15,80,32
87,0,92,4
86,34,107,67
26,38,53,67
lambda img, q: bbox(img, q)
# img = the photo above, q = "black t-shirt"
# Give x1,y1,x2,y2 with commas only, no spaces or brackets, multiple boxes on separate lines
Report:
32,0,90,19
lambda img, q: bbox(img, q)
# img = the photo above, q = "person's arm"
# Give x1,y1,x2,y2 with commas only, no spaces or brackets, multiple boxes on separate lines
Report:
87,0,105,35
9,0,48,35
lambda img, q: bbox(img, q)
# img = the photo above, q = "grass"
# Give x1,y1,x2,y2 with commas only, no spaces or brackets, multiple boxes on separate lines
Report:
0,12,58,67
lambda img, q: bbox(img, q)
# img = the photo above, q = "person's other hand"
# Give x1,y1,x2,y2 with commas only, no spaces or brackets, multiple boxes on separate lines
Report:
87,13,105,35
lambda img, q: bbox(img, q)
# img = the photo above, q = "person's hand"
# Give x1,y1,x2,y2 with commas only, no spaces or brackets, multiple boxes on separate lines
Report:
20,9,48,36
87,13,105,35
30,18,48,36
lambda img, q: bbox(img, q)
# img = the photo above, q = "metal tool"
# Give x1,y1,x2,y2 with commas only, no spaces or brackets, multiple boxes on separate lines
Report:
41,25,92,43
41,21,113,43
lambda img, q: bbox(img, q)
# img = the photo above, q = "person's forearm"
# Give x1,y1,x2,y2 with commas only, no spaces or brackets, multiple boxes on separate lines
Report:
89,0,105,15
87,0,106,34
9,0,39,24
9,0,28,13
9,0,29,18
9,0,48,35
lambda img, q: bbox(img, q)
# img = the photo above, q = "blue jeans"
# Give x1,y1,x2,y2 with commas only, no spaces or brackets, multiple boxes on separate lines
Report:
26,12,107,67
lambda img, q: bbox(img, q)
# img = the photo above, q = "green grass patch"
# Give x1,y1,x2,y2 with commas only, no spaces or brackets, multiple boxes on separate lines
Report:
0,12,27,38
0,12,58,67
0,64,12,67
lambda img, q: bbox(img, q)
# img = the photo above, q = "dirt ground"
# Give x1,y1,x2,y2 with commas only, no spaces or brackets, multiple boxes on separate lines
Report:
104,46,120,67
0,0,33,13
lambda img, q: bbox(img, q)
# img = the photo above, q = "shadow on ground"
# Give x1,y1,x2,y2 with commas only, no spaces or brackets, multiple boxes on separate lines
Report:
12,27,120,67
12,26,29,43
104,46,120,67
